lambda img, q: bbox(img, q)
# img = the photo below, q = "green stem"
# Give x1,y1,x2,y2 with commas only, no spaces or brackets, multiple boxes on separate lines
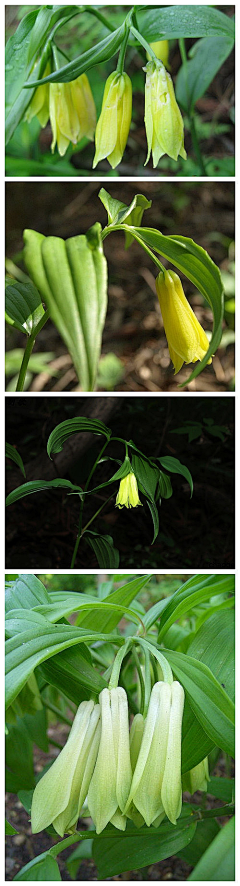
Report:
132,646,145,715
70,437,110,569
42,699,72,726
85,5,115,32
81,494,114,534
16,309,50,392
50,832,95,859
102,224,166,273
117,25,130,74
189,115,207,176
71,493,113,569
142,647,152,716
108,639,133,689
136,638,173,684
130,24,157,61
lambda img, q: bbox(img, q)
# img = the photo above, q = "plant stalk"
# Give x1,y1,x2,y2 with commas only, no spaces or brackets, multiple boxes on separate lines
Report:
16,310,50,391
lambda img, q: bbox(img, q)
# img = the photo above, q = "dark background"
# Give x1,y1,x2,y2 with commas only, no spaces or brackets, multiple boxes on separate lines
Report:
6,395,235,569
6,180,235,393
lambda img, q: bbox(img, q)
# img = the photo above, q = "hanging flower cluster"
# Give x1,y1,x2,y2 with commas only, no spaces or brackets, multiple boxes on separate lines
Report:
30,680,196,837
25,45,185,167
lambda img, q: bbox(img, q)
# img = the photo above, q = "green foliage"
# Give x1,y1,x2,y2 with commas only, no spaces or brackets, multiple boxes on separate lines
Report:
5,572,234,880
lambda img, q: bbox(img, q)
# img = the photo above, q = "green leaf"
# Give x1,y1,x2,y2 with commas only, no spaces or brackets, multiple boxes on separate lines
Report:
5,614,122,708
5,719,35,792
34,599,143,629
188,610,235,702
145,497,159,544
5,279,45,335
100,189,151,247
136,6,235,41
6,819,18,836
131,452,160,500
13,851,61,881
5,574,50,613
26,24,125,86
76,574,151,632
176,35,234,114
26,6,78,65
177,818,220,866
207,776,234,804
93,818,197,878
6,478,83,507
159,456,193,497
157,471,173,499
181,696,214,772
163,649,235,757
6,443,26,478
84,531,120,568
23,224,108,391
188,816,235,881
158,574,234,641
40,644,107,704
47,417,111,459
122,225,224,384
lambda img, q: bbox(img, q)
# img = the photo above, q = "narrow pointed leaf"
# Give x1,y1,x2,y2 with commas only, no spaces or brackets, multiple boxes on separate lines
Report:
6,443,26,477
158,574,234,641
25,24,125,86
6,478,83,507
159,456,193,497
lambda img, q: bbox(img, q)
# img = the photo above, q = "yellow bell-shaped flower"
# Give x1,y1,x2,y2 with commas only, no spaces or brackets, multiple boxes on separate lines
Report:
156,269,211,374
49,74,96,156
115,472,142,509
144,59,186,166
93,71,132,169
31,700,101,837
147,40,169,67
25,62,51,127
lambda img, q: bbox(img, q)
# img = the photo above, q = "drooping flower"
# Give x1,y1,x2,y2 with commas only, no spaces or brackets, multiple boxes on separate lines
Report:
93,72,132,169
115,472,142,509
161,681,185,824
31,700,101,837
87,688,132,833
25,62,51,128
143,59,186,166
49,74,96,156
182,757,210,794
156,269,211,374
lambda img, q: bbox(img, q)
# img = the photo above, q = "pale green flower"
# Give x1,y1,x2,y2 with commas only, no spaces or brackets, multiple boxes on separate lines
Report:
183,757,210,794
156,270,211,374
93,72,132,169
144,59,186,166
31,700,100,837
161,681,185,824
124,682,171,826
87,688,132,833
25,62,51,127
115,472,142,509
50,74,96,156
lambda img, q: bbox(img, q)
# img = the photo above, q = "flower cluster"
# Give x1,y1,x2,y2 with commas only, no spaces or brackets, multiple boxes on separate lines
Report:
25,52,185,168
31,681,192,838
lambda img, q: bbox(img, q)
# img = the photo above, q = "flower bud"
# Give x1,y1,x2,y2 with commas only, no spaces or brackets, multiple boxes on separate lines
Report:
144,59,186,166
147,40,169,67
31,700,100,837
115,472,142,509
50,74,96,156
182,757,210,794
93,72,132,169
156,269,211,373
87,688,132,833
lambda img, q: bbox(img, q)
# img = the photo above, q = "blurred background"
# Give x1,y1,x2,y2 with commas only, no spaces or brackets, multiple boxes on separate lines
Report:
5,5,234,178
5,180,235,393
6,395,235,569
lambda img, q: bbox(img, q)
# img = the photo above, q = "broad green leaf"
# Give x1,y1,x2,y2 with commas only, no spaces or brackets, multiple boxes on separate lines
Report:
26,24,125,86
177,818,220,866
93,818,197,878
207,776,234,804
33,599,142,629
158,574,234,641
181,695,214,772
137,6,235,41
163,649,235,757
76,574,151,632
23,225,108,391
158,456,193,497
5,9,39,116
100,189,151,247
5,719,34,792
6,819,18,836
13,851,61,881
40,644,107,704
47,416,111,458
188,815,235,881
120,225,224,384
158,471,173,499
5,614,123,708
82,531,119,568
6,443,26,478
5,573,50,613
176,35,234,114
188,610,235,702
131,452,160,500
5,279,45,335
6,478,83,507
